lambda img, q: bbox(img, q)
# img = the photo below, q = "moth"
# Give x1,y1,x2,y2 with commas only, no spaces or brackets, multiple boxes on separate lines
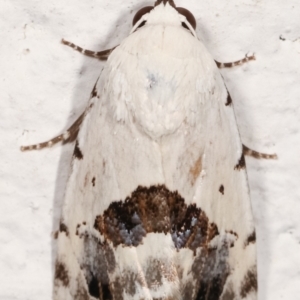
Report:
21,0,277,299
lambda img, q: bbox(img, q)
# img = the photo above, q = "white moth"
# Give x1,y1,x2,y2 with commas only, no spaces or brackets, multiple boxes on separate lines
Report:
21,0,277,299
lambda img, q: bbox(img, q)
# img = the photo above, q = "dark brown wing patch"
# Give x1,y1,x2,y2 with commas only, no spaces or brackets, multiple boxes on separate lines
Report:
245,231,256,247
225,93,232,106
234,153,246,170
189,155,202,184
219,184,225,195
240,268,258,298
73,141,83,159
94,185,220,252
65,185,242,299
79,236,115,299
59,222,69,236
55,261,70,287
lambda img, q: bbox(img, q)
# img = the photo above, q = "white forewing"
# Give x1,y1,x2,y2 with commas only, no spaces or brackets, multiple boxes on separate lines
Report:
54,2,257,300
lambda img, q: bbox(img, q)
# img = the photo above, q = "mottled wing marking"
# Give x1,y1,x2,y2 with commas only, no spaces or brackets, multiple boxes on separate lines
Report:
73,141,83,160
53,223,69,240
55,261,70,288
234,153,246,171
59,223,69,236
78,235,115,299
215,54,255,69
220,284,235,300
54,185,242,299
189,155,202,185
219,184,225,195
225,93,232,106
91,185,239,299
240,268,258,298
245,231,256,247
61,39,116,61
90,83,99,98
94,185,222,251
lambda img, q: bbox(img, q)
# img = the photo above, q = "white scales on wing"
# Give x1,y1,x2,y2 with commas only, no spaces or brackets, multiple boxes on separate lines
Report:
102,23,217,139
21,1,277,299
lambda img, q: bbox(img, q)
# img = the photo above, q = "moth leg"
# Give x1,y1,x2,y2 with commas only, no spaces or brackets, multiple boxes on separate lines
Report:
61,39,116,60
20,112,85,151
242,144,277,159
215,54,255,68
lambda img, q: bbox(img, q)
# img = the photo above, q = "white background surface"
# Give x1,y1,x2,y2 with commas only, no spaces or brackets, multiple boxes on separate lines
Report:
1,0,300,299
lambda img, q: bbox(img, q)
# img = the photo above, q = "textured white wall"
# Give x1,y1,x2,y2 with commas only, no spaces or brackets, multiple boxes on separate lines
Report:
1,0,299,299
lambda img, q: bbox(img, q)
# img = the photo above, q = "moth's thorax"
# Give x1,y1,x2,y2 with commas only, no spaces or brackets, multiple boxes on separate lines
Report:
145,2,182,28
103,22,219,139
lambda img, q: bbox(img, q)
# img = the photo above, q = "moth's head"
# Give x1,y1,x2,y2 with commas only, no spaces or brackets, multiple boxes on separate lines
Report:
131,0,197,36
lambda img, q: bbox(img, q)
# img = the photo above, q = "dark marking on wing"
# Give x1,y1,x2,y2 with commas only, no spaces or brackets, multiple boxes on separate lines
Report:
94,185,220,252
74,283,89,300
219,184,225,195
227,230,238,239
73,185,240,299
100,284,113,300
113,273,139,298
225,93,232,106
192,242,231,299
111,259,178,299
92,177,96,187
55,261,69,287
104,245,117,274
137,20,146,28
59,222,69,236
245,231,256,247
91,83,98,98
73,141,83,159
220,283,235,300
240,268,257,298
182,281,194,299
234,153,246,170
78,236,115,299
190,155,202,184
145,258,163,287
84,173,89,187
75,223,80,236
88,273,100,298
